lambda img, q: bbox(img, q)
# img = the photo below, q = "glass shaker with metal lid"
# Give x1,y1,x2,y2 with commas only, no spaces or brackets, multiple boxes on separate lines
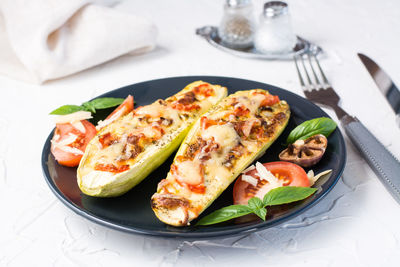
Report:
218,0,256,49
254,1,297,54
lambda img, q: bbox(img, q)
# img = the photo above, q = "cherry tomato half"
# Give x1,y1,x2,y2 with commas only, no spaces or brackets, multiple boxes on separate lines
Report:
233,161,310,205
105,95,134,121
51,120,97,167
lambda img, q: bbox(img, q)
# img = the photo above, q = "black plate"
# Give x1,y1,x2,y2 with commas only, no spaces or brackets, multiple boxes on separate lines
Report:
42,76,346,238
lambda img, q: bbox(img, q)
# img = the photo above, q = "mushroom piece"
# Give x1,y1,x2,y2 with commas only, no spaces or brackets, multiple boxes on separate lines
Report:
279,134,328,167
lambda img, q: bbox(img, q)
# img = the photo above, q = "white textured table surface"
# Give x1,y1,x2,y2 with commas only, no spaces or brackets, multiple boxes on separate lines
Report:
1,0,400,266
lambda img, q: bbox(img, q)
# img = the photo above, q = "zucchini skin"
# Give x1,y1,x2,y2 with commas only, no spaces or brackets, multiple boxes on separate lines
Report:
78,125,190,197
151,89,290,226
77,81,227,197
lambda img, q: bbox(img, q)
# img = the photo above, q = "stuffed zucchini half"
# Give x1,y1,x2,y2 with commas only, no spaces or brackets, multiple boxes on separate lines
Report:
77,81,227,197
151,89,290,226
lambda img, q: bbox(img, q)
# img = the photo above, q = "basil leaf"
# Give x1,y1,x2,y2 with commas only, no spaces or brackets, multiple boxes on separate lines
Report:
263,186,317,207
196,187,317,226
286,117,337,144
50,97,124,115
247,197,264,210
248,197,267,220
253,207,267,221
49,105,85,115
82,102,96,113
86,97,124,110
196,205,252,226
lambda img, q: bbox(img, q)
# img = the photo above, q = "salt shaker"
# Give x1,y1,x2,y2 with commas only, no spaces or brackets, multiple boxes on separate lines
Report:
218,0,255,49
254,1,297,54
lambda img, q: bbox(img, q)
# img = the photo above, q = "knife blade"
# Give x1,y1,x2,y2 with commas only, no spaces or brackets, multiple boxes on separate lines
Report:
358,53,400,126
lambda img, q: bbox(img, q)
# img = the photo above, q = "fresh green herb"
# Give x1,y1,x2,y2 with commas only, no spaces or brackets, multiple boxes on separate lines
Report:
82,102,96,114
247,197,266,220
263,186,317,206
84,97,126,110
196,186,317,226
286,117,337,144
49,105,86,115
195,205,252,226
50,97,124,115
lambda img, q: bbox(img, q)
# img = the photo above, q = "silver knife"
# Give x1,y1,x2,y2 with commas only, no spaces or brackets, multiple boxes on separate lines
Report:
358,53,400,127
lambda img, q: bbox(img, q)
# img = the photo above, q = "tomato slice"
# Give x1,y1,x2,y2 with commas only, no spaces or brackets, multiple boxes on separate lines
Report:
96,95,134,130
233,162,310,205
51,120,97,167
251,91,280,106
105,95,134,121
94,163,130,173
193,83,215,97
261,94,280,106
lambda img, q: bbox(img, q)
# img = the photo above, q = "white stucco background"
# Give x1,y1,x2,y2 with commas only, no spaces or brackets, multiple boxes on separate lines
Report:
1,0,400,266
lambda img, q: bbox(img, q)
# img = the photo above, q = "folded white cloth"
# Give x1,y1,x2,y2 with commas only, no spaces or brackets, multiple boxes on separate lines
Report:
0,0,157,83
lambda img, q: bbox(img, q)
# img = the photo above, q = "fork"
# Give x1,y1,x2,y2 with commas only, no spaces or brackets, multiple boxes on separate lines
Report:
294,52,400,204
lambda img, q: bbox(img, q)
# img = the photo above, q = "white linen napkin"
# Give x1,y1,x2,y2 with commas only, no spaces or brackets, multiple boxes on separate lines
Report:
0,0,157,83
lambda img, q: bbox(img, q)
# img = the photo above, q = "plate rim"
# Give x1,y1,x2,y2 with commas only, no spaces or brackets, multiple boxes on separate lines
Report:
42,75,346,238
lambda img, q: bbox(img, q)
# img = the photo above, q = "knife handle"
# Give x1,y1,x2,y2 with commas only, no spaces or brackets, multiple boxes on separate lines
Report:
341,115,400,203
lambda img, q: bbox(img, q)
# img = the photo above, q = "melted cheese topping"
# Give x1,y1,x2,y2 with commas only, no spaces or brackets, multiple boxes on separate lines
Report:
201,124,239,184
165,106,182,124
173,124,239,189
152,89,290,226
92,141,125,165
135,102,163,117
235,93,266,115
89,103,183,168
201,124,239,148
141,125,159,138
241,140,259,153
80,82,225,178
176,161,202,185
165,92,271,196
205,157,232,184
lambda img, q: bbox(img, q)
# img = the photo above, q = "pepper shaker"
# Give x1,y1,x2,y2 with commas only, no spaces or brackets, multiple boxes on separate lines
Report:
254,1,297,54
218,0,256,49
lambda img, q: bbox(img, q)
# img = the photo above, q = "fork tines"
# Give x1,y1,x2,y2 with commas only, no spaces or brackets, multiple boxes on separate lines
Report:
294,53,330,92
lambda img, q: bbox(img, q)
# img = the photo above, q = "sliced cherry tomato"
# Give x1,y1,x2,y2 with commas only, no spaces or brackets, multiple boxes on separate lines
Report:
233,105,250,116
251,91,280,106
261,94,280,106
51,120,97,167
94,163,130,173
193,83,215,97
105,95,134,121
233,161,310,205
200,117,226,130
171,102,200,111
96,95,134,130
200,117,217,130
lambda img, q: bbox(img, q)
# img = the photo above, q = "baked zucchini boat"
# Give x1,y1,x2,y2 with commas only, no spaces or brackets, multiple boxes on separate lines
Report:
151,89,290,226
77,81,227,197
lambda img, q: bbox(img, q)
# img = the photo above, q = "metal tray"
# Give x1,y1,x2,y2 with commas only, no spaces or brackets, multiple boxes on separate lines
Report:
196,26,321,60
